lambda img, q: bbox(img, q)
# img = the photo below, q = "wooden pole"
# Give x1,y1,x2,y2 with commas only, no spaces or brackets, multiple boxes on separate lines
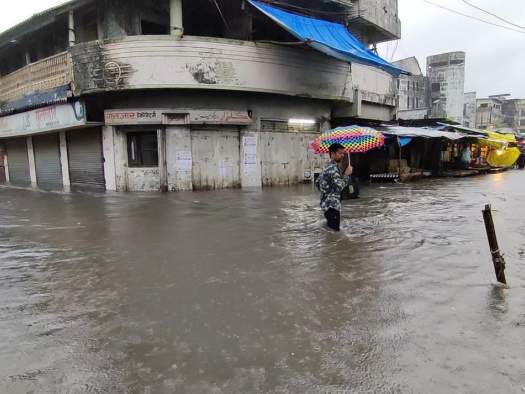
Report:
482,204,507,284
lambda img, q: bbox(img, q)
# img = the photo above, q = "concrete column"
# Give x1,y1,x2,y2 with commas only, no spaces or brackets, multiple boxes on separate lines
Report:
158,127,168,192
68,10,76,47
102,126,117,191
3,152,9,183
170,0,184,38
240,128,262,188
59,131,71,192
26,137,37,188
166,125,193,191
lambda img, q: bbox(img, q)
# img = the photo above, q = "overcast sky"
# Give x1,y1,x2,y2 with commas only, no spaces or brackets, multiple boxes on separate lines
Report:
378,0,525,98
1,0,524,99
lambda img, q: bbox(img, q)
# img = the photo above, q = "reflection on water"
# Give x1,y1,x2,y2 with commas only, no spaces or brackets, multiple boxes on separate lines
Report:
0,172,524,393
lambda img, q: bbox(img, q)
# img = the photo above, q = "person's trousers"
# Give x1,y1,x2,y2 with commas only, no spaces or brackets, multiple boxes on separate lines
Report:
324,208,341,231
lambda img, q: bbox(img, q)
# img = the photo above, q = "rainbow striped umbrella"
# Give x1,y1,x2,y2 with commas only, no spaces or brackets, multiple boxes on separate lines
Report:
310,126,385,154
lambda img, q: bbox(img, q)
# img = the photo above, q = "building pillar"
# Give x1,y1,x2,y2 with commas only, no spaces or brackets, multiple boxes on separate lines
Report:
158,127,168,192
58,131,71,192
102,125,117,191
166,125,193,191
26,137,37,188
68,10,76,47
3,149,9,183
170,0,184,38
240,127,262,188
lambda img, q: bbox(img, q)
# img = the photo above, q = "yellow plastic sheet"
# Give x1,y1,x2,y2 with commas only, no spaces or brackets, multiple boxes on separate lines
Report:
487,147,521,168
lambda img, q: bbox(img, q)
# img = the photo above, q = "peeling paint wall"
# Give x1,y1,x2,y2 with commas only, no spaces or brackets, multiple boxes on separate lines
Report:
126,167,160,191
260,132,323,187
166,125,192,191
191,127,241,190
71,36,352,101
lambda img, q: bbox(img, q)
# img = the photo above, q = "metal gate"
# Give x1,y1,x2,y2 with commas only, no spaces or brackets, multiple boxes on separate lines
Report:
191,127,240,190
67,128,105,190
6,138,31,187
33,133,63,191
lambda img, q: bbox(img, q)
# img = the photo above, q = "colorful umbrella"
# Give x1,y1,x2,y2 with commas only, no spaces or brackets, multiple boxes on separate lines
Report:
310,126,385,154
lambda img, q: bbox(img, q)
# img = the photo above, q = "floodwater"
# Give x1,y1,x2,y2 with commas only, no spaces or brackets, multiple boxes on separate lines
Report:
0,172,524,394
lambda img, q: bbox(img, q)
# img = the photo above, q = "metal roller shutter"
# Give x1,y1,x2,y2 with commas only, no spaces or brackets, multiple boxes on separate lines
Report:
191,127,240,190
67,128,105,190
33,133,63,191
6,138,31,187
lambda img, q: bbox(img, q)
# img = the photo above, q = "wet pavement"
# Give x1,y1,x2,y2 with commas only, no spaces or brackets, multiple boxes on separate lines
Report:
0,171,524,393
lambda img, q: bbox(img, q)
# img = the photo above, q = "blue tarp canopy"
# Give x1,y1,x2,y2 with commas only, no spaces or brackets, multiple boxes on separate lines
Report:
248,0,406,76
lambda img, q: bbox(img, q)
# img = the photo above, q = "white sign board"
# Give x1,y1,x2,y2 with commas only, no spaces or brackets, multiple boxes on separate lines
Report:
105,109,253,126
0,101,87,138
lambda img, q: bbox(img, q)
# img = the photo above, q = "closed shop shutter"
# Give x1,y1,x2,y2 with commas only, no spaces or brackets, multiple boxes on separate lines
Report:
67,128,105,190
6,138,31,187
33,133,63,191
191,127,240,190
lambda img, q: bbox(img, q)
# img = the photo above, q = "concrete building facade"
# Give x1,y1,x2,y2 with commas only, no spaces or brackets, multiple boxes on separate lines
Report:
475,95,507,130
393,57,430,120
0,0,401,192
463,92,477,128
427,52,466,123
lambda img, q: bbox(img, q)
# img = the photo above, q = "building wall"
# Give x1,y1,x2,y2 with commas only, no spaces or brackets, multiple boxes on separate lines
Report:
476,98,503,130
71,36,354,102
427,52,465,123
397,75,428,111
100,90,332,192
463,92,476,128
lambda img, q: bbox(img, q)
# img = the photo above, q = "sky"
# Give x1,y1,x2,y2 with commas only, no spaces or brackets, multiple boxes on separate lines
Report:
378,0,525,99
0,0,524,99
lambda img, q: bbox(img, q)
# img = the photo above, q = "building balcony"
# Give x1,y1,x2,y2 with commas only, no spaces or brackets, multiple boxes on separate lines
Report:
0,52,73,104
348,0,401,44
70,35,355,102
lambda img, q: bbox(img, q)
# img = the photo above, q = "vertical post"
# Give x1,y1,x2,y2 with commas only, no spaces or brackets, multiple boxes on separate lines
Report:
26,137,37,188
102,126,117,191
397,136,402,180
170,0,184,38
59,131,71,192
4,152,10,183
25,52,31,66
158,127,168,192
68,10,76,47
482,204,507,285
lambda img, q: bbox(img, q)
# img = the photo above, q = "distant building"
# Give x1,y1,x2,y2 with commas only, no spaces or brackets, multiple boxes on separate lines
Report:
476,95,508,130
393,57,430,120
463,92,477,128
501,98,525,134
427,52,466,123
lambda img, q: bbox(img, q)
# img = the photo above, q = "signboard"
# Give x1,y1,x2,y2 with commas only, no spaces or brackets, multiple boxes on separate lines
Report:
0,101,87,138
105,109,253,126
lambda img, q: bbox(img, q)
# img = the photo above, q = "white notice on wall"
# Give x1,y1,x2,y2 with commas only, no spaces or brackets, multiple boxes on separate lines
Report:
175,151,193,171
243,136,258,175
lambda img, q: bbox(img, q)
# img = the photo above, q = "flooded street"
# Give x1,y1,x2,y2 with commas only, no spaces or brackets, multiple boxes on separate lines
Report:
0,172,524,394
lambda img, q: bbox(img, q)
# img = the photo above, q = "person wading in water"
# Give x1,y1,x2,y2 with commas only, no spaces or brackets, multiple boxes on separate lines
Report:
315,143,353,231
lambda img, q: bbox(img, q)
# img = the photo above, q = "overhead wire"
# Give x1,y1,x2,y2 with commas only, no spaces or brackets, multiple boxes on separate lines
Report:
458,0,525,31
422,0,525,35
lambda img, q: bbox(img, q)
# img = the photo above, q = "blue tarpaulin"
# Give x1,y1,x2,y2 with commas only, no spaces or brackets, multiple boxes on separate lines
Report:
248,0,406,76
399,137,413,147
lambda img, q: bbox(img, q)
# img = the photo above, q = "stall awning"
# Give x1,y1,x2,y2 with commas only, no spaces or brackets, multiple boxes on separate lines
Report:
382,126,467,141
248,0,407,76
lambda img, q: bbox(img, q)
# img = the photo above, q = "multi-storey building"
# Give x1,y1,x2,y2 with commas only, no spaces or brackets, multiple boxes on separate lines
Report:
392,57,429,120
427,52,466,124
0,0,402,192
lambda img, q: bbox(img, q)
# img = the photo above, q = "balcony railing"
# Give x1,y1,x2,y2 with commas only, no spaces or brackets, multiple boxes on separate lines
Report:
0,52,73,103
